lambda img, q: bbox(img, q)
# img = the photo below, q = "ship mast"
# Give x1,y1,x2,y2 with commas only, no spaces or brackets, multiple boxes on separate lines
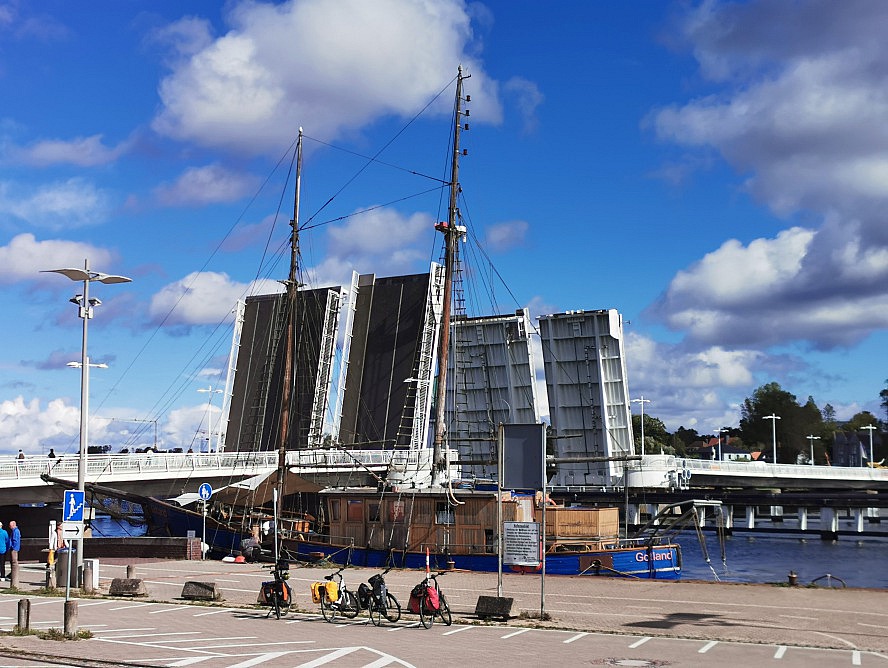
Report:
431,68,469,487
278,128,303,504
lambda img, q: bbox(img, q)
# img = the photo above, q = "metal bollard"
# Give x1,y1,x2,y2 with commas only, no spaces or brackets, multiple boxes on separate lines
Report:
788,571,798,586
126,564,136,579
63,600,78,637
82,561,94,594
17,599,30,632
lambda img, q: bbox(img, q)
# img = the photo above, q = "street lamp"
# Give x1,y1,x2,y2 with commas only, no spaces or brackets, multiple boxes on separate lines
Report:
631,396,651,457
763,414,781,463
806,434,821,466
716,428,729,461
43,259,131,583
862,425,877,467
197,386,223,453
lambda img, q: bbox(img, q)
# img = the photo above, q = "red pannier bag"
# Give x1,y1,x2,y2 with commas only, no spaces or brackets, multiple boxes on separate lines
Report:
408,583,424,614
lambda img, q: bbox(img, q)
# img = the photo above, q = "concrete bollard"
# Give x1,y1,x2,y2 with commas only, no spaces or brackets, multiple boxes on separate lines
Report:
10,562,19,589
63,600,78,637
82,561,94,594
17,599,30,632
126,564,136,579
45,563,57,589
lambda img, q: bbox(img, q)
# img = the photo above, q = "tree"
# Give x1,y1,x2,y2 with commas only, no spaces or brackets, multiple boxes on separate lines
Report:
880,379,888,428
738,382,822,463
632,414,669,454
845,411,878,431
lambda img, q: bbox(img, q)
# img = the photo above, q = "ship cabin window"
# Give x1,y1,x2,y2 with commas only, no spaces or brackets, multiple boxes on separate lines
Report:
330,499,340,522
369,502,381,523
346,499,363,522
435,501,455,526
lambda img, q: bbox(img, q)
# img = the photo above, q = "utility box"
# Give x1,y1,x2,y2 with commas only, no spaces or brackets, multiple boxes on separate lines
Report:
83,558,100,589
54,549,77,587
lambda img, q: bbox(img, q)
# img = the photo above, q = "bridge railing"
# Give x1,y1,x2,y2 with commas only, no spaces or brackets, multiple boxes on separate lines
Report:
678,457,887,480
0,451,279,484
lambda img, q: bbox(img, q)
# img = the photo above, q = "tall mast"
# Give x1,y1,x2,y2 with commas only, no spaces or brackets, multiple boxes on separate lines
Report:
432,68,469,487
278,128,303,501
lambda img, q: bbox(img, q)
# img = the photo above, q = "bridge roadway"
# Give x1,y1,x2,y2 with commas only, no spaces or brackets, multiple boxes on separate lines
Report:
0,559,886,667
0,449,426,505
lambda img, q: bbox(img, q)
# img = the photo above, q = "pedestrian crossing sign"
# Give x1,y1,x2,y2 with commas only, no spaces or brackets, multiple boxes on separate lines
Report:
64,490,85,522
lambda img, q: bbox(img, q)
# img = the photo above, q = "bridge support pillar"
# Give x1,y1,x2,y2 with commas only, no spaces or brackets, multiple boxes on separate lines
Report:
723,505,733,530
820,507,839,540
866,507,881,524
626,504,642,531
769,505,784,523
853,508,864,533
745,505,756,529
798,507,808,531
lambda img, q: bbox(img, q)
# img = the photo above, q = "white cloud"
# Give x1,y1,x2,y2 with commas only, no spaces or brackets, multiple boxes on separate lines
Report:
648,0,888,351
484,220,528,252
0,396,79,454
151,0,502,154
0,178,112,229
0,233,116,285
149,271,281,327
7,134,129,167
503,77,543,135
154,164,258,206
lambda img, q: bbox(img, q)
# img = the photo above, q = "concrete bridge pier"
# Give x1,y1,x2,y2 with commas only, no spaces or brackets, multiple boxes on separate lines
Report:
769,505,784,523
745,505,756,530
798,507,808,531
820,507,839,540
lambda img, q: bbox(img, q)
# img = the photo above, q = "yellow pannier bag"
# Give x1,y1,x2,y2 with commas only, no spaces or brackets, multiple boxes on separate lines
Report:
324,580,339,602
310,581,325,604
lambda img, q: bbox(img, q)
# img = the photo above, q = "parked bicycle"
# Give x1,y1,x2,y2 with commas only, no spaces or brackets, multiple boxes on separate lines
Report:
357,567,401,626
311,566,359,622
408,571,452,628
258,559,293,619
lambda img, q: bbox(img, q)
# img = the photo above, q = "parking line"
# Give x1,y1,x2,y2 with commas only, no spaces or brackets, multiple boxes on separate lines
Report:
502,628,531,639
774,645,787,659
629,637,652,649
564,632,588,644
698,641,718,653
442,626,471,636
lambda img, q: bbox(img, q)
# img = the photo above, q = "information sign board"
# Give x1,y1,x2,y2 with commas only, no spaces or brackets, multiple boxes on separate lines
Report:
503,521,541,566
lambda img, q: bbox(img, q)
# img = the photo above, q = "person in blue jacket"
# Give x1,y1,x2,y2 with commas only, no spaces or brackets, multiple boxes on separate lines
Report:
0,521,8,580
8,521,20,572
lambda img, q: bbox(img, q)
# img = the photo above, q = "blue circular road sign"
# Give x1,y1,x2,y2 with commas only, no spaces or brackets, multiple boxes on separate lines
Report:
198,482,213,500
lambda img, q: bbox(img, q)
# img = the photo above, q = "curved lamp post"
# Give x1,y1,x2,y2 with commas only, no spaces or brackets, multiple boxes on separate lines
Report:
862,425,876,467
806,434,821,466
631,396,651,457
763,414,781,463
43,259,131,584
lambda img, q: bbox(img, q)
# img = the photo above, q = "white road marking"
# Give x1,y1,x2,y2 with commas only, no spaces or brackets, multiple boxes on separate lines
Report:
167,659,216,667
501,628,531,639
698,641,718,653
225,651,298,667
564,632,588,644
852,650,862,666
110,603,156,611
774,645,787,659
149,606,195,614
442,626,472,636
89,627,155,633
100,631,202,640
193,608,241,617
629,636,651,648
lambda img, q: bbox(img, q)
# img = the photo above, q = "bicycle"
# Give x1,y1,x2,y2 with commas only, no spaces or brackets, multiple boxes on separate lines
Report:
357,567,401,626
409,571,452,629
313,567,359,622
258,559,293,619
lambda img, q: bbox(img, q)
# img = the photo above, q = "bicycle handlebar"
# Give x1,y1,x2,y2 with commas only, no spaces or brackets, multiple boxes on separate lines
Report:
324,566,346,581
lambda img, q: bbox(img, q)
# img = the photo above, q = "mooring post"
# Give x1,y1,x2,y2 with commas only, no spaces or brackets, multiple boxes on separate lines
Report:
63,600,78,637
82,561,94,594
126,564,136,579
10,561,19,589
17,599,30,632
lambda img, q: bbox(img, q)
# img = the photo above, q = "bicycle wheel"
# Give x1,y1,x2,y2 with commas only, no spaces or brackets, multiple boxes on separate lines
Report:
273,592,282,620
341,589,360,619
320,594,339,622
419,593,434,629
437,592,451,626
369,595,384,626
384,592,401,623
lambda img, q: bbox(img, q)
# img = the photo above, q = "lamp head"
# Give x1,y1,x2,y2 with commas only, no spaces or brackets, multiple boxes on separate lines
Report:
70,295,83,305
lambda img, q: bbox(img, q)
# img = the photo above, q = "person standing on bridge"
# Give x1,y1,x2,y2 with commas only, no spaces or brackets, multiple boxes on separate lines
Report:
0,521,8,580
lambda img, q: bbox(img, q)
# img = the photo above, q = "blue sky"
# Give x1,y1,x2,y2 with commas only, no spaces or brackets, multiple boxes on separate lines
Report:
2,0,887,456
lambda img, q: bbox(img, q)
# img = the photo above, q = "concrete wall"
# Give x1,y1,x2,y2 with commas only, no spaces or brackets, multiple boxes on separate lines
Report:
20,537,202,562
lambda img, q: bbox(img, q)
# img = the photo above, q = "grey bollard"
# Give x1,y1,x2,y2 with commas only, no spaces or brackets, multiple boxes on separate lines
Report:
17,599,30,632
64,600,77,637
82,561,94,594
10,562,19,589
46,562,57,589
126,564,136,579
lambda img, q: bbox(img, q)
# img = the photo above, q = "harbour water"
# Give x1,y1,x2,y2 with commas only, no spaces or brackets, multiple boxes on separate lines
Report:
91,514,888,590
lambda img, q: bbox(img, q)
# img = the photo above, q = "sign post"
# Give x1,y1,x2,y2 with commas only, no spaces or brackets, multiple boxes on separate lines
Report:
198,483,213,560
62,490,85,599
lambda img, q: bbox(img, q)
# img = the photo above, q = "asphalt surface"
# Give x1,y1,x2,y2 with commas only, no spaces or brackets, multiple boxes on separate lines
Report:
0,558,885,666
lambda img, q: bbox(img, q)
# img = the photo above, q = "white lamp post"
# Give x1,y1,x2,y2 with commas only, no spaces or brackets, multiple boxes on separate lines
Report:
631,396,651,456
43,259,131,584
862,425,877,467
716,428,729,461
806,434,821,466
763,414,781,463
197,386,223,453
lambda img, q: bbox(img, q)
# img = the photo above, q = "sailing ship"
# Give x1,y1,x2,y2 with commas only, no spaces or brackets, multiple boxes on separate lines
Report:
44,68,697,578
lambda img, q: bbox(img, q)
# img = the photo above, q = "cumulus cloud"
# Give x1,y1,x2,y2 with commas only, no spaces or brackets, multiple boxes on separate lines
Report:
154,164,259,206
149,271,281,327
0,178,112,229
0,233,116,285
151,0,502,154
0,396,79,454
648,0,888,350
503,77,543,135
